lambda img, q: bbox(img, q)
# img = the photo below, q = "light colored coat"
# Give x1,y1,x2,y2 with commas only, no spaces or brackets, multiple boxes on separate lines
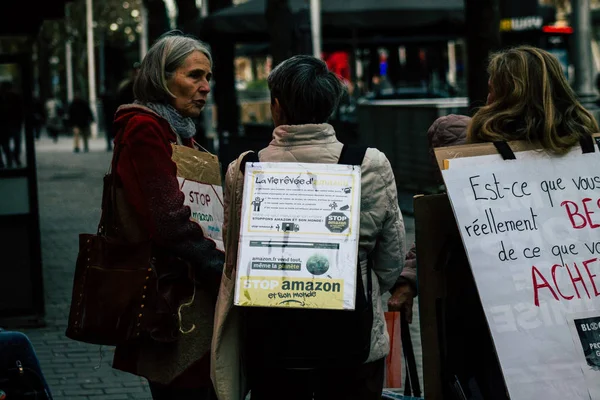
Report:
211,124,406,400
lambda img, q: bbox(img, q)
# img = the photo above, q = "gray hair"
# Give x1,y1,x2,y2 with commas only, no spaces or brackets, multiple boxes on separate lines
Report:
268,55,344,125
134,30,212,103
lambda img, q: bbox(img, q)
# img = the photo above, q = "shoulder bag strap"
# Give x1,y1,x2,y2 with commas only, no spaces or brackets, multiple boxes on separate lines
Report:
98,144,124,236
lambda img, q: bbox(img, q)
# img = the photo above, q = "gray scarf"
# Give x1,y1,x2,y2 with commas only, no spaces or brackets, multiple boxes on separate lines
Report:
136,101,197,139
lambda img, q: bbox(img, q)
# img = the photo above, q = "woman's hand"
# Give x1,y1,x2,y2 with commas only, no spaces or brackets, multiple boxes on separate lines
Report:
388,283,416,323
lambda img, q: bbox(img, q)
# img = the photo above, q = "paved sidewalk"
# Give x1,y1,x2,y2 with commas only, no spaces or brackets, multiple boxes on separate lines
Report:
19,135,421,399
23,137,151,400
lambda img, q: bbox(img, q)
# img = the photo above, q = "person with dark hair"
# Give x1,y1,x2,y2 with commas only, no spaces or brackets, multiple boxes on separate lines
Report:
32,96,46,140
212,55,406,400
67,94,94,153
100,90,118,151
45,97,64,143
117,62,141,107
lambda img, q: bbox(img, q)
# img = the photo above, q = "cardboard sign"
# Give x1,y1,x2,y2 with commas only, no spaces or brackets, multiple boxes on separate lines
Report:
441,146,600,400
234,162,361,310
171,144,224,251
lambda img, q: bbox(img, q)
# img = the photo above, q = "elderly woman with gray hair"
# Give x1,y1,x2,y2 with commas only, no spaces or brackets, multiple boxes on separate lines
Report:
109,31,223,399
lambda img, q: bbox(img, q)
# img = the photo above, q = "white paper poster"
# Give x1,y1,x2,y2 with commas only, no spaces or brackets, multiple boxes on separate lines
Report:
234,162,361,310
442,149,600,400
178,178,224,251
171,144,224,251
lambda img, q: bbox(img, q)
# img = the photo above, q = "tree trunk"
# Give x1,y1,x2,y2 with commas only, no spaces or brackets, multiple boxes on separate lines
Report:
465,0,500,112
175,0,199,31
266,0,295,67
143,0,170,45
208,0,239,172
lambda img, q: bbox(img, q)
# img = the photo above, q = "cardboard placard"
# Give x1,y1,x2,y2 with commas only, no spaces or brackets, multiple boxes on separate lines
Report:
171,144,224,251
438,136,600,400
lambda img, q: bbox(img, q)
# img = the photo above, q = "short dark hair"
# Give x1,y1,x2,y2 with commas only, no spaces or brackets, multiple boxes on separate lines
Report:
268,55,344,125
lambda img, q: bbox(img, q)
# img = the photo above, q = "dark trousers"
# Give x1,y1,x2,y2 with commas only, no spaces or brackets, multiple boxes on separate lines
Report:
47,128,59,142
249,358,385,400
148,382,216,400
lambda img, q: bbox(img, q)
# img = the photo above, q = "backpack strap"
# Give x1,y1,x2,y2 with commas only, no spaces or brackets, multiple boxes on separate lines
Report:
492,141,516,160
240,151,259,174
337,144,372,305
580,134,596,154
338,144,368,166
223,150,261,278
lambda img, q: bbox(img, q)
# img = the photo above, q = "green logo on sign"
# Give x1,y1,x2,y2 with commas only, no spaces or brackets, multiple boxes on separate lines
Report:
325,212,349,233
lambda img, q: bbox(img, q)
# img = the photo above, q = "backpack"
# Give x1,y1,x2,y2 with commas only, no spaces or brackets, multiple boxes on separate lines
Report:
242,144,373,369
0,329,52,399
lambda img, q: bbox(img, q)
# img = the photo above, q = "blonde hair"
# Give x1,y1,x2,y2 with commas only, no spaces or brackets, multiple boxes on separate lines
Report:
468,46,598,154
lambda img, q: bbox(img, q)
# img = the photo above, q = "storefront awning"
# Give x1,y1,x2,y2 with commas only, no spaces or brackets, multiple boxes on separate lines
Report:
205,0,464,38
0,0,74,36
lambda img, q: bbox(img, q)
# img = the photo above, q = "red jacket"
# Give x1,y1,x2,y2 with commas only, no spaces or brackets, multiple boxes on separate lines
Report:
111,104,222,386
112,105,224,274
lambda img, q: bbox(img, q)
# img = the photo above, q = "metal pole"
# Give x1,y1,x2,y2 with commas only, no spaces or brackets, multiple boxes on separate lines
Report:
140,3,149,60
447,40,457,88
201,0,209,18
98,33,105,95
310,0,321,58
572,0,598,106
65,3,74,103
200,0,213,143
86,0,98,139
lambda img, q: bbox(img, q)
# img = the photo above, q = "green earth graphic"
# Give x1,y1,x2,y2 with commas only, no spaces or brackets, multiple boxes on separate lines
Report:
306,254,330,275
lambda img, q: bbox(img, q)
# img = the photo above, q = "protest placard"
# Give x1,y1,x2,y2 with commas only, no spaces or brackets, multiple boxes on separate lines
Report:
172,144,224,251
234,162,361,310
440,144,600,400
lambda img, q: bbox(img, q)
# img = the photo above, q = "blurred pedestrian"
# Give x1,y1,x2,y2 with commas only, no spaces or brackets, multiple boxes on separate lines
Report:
0,121,10,168
0,82,24,167
45,96,64,143
212,55,406,400
100,90,118,151
116,62,141,107
110,31,222,400
469,46,598,153
68,94,94,153
32,96,46,140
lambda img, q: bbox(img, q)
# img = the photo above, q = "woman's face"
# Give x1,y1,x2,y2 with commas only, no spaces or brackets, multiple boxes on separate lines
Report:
167,50,212,118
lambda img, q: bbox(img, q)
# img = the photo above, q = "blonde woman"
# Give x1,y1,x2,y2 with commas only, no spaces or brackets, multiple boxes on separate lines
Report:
468,46,599,153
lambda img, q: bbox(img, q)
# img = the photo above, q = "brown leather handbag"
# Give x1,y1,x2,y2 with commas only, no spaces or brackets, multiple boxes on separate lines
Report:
66,147,157,346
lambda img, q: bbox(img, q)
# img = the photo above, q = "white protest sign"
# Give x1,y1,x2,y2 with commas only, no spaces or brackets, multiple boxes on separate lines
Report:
178,179,224,251
442,149,600,400
567,310,600,400
171,144,224,251
234,162,361,310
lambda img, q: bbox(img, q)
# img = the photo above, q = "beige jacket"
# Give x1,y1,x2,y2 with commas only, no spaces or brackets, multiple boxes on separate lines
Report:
211,124,406,400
